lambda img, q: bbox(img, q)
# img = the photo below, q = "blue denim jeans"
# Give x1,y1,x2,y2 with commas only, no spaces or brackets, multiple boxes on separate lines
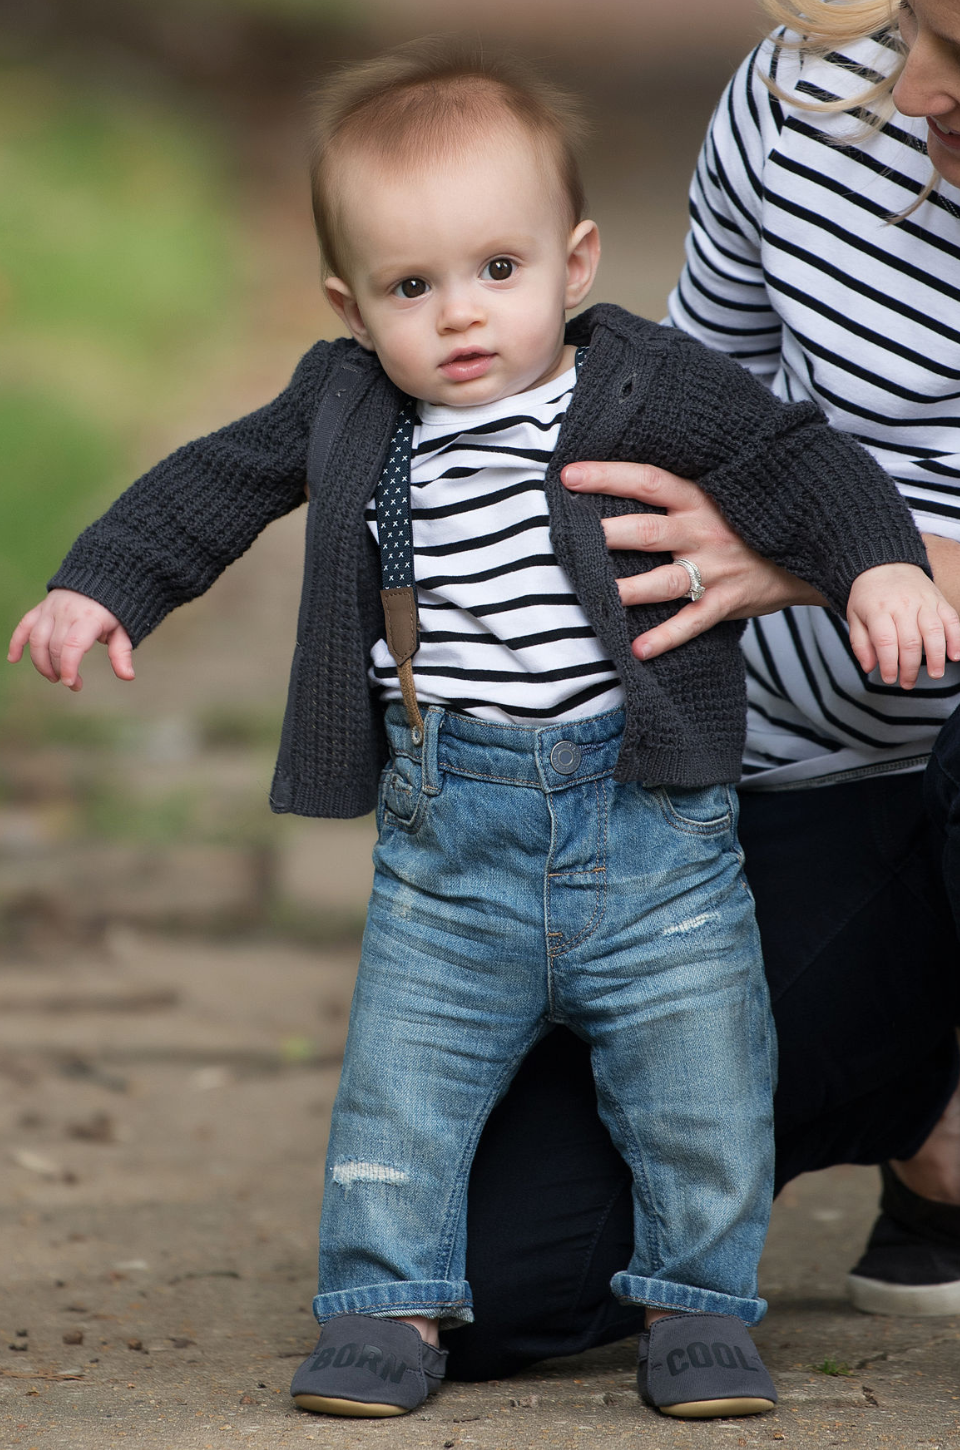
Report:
314,705,775,1329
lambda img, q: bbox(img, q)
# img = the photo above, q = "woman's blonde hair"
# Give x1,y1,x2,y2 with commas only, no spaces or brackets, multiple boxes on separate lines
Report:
757,1,936,214
760,0,902,118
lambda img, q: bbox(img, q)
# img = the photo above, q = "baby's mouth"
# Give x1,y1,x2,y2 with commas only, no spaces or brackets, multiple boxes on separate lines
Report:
439,350,495,382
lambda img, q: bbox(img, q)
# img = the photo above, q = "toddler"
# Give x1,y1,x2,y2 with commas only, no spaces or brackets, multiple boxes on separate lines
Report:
10,39,960,1423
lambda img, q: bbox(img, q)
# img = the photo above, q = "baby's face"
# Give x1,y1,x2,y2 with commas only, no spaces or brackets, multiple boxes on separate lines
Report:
324,128,599,407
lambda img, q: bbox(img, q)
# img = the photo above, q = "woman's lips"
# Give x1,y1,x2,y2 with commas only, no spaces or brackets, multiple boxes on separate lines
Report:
440,351,495,382
928,116,960,154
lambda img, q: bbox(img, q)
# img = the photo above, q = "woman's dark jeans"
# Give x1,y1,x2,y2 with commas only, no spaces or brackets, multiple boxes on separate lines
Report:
443,716,960,1380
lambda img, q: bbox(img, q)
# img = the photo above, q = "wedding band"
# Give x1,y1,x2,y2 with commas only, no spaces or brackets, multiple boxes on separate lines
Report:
675,557,705,602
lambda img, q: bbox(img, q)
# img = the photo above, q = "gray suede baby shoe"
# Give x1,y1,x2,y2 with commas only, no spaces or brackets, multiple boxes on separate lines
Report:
637,1312,776,1418
291,1313,447,1417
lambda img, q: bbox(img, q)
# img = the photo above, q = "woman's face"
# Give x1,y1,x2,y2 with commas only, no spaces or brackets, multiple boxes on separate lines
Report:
894,0,960,186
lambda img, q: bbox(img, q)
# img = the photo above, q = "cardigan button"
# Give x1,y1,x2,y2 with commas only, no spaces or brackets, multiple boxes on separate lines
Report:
550,741,581,776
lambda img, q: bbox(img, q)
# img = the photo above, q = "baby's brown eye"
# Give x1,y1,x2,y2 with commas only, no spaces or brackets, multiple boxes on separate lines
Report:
486,259,514,282
397,277,428,298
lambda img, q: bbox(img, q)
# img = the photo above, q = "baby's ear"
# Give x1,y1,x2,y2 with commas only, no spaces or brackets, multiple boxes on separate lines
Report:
565,220,600,310
324,277,375,349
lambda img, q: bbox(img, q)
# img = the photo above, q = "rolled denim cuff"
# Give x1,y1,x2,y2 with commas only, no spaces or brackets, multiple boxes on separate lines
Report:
611,1272,766,1327
314,1280,473,1332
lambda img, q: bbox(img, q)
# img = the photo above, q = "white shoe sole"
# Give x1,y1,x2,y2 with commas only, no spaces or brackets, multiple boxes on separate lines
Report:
848,1272,960,1316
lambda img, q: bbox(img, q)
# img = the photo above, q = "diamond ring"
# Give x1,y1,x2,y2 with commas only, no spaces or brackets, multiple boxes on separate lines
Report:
675,557,705,602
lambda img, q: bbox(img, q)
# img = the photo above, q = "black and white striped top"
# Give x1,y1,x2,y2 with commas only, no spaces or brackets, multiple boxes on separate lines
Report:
366,363,624,723
668,29,960,788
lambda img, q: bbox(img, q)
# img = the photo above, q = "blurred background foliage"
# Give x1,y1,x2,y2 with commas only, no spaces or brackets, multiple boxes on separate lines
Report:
0,63,238,640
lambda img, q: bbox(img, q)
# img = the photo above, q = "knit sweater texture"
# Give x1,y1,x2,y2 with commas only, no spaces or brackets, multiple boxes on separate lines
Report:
49,304,930,815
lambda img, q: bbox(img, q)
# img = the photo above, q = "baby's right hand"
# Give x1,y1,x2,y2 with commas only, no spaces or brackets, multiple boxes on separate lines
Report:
7,590,134,692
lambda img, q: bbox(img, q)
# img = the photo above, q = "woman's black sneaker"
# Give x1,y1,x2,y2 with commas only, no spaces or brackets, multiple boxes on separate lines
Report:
848,1164,960,1315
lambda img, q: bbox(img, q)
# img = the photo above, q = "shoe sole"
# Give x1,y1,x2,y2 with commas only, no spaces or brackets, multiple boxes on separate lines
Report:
292,1393,409,1418
659,1397,775,1419
848,1271,960,1317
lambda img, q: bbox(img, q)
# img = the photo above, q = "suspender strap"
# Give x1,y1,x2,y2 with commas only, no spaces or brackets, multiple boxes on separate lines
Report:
375,401,423,736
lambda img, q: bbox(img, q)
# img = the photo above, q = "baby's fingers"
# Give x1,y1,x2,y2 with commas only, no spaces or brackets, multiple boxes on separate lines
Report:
55,621,106,690
848,614,876,679
106,626,135,682
27,612,61,683
864,612,907,686
7,606,43,666
919,604,948,681
892,613,924,689
941,600,960,665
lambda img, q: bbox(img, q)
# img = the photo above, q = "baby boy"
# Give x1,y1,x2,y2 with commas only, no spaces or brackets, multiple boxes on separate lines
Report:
10,38,959,1424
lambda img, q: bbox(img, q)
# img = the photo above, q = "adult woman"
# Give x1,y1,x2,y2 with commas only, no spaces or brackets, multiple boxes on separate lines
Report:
444,0,960,1378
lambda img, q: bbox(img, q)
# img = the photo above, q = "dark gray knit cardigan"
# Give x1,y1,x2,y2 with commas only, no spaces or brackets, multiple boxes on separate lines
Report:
49,304,929,814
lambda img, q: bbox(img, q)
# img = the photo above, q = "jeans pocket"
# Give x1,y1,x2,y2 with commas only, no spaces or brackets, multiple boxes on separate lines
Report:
380,750,426,832
653,783,734,837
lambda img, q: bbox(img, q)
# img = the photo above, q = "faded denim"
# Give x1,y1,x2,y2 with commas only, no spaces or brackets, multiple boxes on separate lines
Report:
315,705,775,1330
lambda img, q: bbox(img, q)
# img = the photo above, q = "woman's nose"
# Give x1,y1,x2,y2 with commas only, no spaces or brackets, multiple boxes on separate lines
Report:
893,34,960,119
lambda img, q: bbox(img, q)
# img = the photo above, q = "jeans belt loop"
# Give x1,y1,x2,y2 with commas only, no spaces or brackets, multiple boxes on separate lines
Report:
420,707,442,795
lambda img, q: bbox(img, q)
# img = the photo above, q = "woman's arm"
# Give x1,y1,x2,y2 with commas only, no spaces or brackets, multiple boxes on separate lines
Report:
666,39,786,381
923,534,960,615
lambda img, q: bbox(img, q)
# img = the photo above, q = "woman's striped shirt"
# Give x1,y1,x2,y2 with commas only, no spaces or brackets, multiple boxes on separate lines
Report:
365,363,625,723
668,29,960,788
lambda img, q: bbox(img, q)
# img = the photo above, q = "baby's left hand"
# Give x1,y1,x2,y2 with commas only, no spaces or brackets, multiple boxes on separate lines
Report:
846,563,960,689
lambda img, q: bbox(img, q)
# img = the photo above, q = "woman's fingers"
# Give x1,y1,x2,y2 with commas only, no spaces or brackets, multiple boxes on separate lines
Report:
563,460,706,510
631,596,732,660
601,511,672,553
615,561,703,610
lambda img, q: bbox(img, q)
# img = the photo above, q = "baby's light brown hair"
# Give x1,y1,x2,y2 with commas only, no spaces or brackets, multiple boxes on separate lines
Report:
308,37,588,280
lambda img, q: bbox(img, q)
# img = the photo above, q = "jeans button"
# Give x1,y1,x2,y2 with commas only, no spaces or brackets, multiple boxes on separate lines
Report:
550,740,581,775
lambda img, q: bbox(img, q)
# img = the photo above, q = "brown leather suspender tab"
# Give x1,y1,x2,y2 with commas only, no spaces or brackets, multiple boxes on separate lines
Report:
380,586,423,735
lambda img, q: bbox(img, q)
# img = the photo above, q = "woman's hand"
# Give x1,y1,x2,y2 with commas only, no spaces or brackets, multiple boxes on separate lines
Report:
562,461,825,660
7,590,134,692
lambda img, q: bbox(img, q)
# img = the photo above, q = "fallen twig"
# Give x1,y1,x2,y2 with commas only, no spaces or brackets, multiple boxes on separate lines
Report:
0,1369,85,1381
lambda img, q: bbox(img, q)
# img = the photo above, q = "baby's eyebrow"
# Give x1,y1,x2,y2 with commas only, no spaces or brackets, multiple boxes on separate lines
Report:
368,263,426,288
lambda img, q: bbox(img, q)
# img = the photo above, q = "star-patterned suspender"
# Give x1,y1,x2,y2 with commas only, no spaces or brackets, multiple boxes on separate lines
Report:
375,400,424,737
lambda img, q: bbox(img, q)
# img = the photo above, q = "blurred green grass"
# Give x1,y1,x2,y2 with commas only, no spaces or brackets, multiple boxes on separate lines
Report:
0,64,239,696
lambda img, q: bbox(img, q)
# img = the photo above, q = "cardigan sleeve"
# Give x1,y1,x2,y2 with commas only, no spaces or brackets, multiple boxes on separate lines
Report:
48,338,342,646
644,328,931,615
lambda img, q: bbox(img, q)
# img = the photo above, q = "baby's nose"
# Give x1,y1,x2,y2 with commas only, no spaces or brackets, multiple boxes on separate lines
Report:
438,288,485,330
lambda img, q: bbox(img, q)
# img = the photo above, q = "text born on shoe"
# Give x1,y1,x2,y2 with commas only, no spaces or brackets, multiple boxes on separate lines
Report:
310,1341,409,1384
